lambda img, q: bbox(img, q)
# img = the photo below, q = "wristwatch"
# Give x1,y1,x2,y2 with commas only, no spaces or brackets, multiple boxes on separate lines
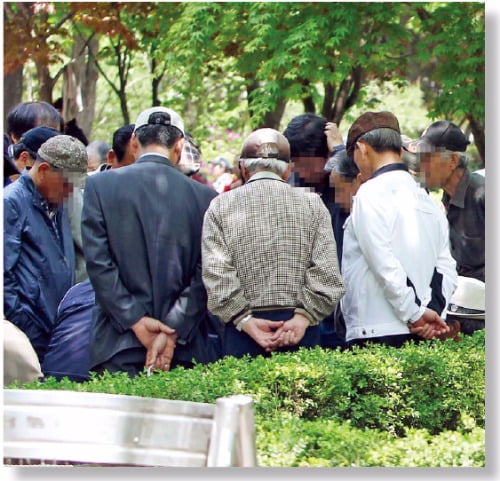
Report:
236,313,253,331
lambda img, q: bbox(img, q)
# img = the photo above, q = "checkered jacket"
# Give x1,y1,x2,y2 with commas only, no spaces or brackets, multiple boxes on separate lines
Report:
201,172,345,325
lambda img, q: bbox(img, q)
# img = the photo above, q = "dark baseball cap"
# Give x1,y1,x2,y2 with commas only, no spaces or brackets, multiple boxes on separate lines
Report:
415,120,470,153
240,128,291,163
346,111,400,155
14,126,60,158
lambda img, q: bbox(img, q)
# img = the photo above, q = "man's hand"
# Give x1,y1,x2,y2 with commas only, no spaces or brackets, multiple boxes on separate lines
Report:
325,122,344,152
240,317,284,351
408,308,450,340
146,331,177,372
267,313,310,351
131,316,177,371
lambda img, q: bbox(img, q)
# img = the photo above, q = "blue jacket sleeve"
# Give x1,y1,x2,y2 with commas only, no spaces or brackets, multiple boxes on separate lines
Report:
3,196,25,325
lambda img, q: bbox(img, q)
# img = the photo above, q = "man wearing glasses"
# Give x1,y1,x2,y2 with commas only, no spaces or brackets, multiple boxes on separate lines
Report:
4,134,87,363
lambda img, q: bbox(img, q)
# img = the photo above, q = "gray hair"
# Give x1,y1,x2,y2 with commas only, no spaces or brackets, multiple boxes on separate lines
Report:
87,140,110,163
358,128,402,154
241,157,289,176
441,149,469,168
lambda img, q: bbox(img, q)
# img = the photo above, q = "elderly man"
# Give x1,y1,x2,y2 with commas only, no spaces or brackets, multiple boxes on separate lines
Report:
82,107,217,376
416,120,485,282
341,111,458,348
202,128,345,358
4,135,87,362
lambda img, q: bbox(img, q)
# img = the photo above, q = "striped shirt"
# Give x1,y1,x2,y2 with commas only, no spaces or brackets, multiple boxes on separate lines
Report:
202,171,345,325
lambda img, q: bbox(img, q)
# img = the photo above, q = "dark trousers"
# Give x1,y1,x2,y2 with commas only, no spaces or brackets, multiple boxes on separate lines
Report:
223,309,320,359
347,333,422,349
92,347,194,377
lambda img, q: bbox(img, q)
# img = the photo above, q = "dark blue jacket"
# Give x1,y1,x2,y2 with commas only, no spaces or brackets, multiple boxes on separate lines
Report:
81,154,217,371
42,279,95,382
3,172,75,361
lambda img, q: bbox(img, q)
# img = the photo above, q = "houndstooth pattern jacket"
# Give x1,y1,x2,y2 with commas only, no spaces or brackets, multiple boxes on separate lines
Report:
201,171,345,325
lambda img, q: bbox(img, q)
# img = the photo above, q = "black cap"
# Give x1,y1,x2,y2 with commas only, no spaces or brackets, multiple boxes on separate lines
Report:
16,126,61,157
416,120,470,153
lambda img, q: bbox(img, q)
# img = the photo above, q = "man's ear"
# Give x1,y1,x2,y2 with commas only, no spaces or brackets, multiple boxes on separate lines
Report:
171,137,185,164
16,151,30,170
107,149,118,167
281,163,292,181
36,161,51,180
357,141,369,157
130,133,139,154
450,152,461,169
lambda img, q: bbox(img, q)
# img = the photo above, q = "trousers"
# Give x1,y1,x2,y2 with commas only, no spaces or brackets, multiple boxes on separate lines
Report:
223,308,320,359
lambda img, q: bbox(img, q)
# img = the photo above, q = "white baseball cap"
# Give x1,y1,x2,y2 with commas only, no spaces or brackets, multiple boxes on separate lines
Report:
134,107,184,136
447,276,485,320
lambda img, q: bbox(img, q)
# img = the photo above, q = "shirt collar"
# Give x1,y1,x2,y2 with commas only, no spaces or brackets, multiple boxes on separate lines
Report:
138,152,169,161
247,171,285,183
446,168,470,209
370,162,408,180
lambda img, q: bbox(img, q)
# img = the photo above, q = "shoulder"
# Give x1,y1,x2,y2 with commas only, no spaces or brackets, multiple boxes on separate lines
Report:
4,178,30,210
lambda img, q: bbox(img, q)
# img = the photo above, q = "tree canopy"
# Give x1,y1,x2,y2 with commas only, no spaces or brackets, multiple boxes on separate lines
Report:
3,2,485,162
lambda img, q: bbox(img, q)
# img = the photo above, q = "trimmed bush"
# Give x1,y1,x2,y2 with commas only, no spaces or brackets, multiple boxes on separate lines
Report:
14,330,485,467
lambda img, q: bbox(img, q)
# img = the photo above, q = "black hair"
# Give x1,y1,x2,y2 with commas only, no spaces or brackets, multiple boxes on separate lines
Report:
331,149,359,180
135,124,183,150
283,113,328,158
112,124,135,163
357,128,402,156
7,101,63,141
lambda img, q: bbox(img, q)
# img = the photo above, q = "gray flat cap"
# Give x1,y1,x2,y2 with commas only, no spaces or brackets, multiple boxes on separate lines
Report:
37,135,88,172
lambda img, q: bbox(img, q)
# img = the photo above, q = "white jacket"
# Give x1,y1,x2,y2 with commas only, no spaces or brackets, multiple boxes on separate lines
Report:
341,165,457,342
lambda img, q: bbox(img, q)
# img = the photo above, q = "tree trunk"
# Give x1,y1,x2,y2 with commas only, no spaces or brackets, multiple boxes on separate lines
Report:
467,115,485,167
36,64,55,103
245,77,286,129
4,66,23,126
151,57,163,106
331,66,364,126
74,35,99,140
321,82,336,121
262,98,287,130
119,92,130,125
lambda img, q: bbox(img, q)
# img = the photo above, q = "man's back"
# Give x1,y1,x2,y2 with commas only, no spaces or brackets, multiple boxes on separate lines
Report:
342,169,456,341
203,175,340,317
82,154,217,369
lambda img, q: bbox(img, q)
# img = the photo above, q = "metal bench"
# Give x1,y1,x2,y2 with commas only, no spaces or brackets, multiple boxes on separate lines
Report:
3,389,256,467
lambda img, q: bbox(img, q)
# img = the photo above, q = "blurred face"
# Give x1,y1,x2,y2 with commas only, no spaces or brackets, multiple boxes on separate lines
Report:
291,157,326,185
330,171,359,213
39,164,76,203
418,151,455,190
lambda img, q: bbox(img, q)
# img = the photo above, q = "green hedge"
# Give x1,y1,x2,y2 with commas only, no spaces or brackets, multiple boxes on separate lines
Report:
16,330,485,467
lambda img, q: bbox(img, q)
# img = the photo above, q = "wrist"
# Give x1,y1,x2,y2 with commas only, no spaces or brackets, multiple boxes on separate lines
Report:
330,144,345,156
235,313,253,331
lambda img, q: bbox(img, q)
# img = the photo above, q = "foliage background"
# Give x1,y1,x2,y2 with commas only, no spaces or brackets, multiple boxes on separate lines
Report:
4,1,485,168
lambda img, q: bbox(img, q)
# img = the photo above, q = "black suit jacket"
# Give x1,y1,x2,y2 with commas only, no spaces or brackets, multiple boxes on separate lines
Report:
81,154,217,368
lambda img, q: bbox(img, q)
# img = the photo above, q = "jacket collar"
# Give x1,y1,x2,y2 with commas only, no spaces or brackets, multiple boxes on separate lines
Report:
247,171,285,184
370,162,408,180
446,168,470,209
19,171,51,212
136,152,175,168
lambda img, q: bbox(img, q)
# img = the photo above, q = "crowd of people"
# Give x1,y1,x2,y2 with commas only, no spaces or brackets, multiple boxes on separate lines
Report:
3,100,485,385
